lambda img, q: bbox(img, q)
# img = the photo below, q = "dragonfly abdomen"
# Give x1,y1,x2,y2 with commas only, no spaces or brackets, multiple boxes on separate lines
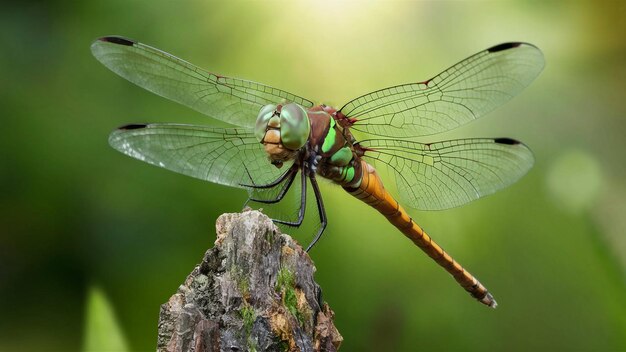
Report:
344,160,497,308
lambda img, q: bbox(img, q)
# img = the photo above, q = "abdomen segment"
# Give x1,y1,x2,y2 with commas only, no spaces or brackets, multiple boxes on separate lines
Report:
344,161,497,308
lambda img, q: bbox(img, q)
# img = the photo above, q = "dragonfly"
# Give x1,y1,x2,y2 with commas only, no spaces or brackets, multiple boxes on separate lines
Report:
92,36,544,308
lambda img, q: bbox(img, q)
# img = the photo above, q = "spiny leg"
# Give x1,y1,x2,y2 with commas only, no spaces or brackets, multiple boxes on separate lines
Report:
244,164,299,204
240,163,297,190
272,164,307,227
305,174,327,252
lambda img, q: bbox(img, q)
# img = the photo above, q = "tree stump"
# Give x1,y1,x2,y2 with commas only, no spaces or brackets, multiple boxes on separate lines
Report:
157,209,342,352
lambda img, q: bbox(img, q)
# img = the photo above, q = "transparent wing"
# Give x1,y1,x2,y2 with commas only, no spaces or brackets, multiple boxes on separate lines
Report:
358,138,534,210
341,43,544,138
108,124,290,188
92,36,315,128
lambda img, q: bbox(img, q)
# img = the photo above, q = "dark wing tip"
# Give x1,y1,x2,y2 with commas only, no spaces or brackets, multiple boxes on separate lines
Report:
494,137,521,145
97,36,136,46
118,123,148,130
487,42,523,53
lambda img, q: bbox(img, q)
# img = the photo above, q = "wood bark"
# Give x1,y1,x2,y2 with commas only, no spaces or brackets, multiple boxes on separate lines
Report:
157,209,342,352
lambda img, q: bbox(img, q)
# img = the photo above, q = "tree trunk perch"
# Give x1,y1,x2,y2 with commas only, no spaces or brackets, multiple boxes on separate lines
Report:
157,209,343,352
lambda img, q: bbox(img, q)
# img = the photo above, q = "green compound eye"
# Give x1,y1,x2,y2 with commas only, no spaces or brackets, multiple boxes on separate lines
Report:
279,103,310,150
255,104,277,142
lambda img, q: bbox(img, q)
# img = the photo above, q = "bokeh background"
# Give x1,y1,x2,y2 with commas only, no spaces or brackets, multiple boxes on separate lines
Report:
2,1,625,351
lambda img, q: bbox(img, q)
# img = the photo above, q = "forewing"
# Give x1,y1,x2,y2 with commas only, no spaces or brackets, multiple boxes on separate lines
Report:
109,124,289,188
358,138,534,210
341,43,544,137
91,36,314,128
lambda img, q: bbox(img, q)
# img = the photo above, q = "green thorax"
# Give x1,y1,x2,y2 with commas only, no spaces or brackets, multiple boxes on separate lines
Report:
307,107,362,187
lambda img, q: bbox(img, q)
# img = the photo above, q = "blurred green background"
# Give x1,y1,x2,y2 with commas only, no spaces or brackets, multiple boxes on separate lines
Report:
2,1,625,351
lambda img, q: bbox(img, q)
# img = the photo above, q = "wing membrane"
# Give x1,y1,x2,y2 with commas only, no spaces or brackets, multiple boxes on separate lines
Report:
92,36,314,128
108,124,288,188
341,43,544,137
359,138,534,210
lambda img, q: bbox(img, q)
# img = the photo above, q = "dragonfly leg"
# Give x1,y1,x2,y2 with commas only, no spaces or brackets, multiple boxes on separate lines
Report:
240,163,297,189
272,165,307,227
246,166,298,204
305,174,327,252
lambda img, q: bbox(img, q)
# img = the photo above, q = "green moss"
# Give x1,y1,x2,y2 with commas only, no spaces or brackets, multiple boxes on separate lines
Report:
283,287,299,318
240,305,256,335
264,229,274,244
238,276,250,297
238,304,257,351
296,304,312,329
230,266,250,298
275,267,309,327
247,338,258,352
276,267,294,291
277,339,289,352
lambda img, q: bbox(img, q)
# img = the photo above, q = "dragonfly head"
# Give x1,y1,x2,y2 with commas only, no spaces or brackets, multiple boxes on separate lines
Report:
255,103,310,168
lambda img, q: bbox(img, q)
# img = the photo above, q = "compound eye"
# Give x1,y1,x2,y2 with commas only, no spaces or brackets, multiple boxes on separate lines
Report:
255,104,277,142
279,103,311,150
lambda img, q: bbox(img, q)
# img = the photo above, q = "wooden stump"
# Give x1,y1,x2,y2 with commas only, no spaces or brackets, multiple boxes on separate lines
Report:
157,209,342,352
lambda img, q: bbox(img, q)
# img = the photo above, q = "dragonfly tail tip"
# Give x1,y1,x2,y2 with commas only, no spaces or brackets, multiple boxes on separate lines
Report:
480,292,498,308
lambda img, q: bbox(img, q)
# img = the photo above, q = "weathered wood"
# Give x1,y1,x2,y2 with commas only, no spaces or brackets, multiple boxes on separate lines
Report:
157,209,342,352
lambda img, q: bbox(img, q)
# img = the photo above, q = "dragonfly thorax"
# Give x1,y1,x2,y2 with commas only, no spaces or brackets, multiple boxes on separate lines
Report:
255,103,311,168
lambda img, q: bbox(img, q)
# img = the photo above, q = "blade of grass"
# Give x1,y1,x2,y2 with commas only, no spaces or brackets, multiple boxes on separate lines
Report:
83,285,129,352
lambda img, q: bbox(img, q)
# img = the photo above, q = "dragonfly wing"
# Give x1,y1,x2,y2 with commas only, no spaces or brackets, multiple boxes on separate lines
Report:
358,138,534,210
341,43,544,137
109,124,289,188
91,36,314,128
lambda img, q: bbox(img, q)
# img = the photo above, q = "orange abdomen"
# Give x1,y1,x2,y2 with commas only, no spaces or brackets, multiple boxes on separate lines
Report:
344,160,497,308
